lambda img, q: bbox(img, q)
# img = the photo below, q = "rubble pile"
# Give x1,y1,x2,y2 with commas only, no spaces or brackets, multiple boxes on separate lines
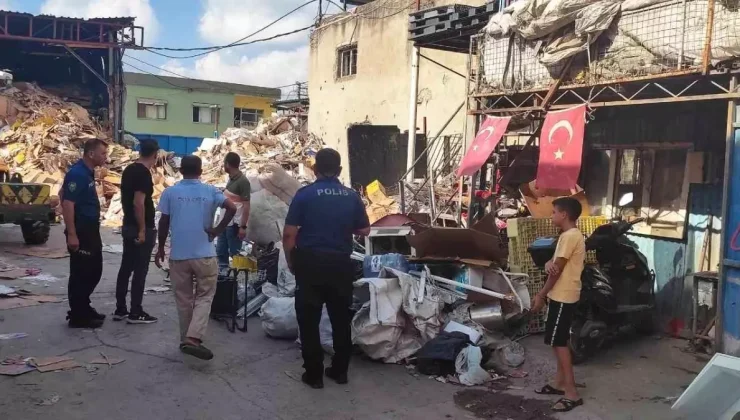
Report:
194,117,322,186
0,82,145,221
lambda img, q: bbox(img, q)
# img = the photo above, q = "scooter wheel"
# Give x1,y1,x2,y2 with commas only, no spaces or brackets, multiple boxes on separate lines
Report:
569,321,595,364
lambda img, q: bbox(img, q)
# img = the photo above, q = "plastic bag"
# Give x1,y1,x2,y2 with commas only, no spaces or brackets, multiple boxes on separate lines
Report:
456,345,492,386
246,189,288,246
259,297,298,339
416,331,472,376
274,242,296,296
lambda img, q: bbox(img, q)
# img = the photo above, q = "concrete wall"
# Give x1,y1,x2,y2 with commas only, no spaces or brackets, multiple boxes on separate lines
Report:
234,94,274,117
124,84,235,138
308,0,485,184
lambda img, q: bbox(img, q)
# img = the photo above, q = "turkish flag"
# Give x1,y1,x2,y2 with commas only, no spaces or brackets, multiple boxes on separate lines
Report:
456,115,511,177
535,105,586,190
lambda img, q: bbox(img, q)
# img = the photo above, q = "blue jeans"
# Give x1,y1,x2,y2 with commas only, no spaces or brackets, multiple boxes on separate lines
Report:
216,225,242,268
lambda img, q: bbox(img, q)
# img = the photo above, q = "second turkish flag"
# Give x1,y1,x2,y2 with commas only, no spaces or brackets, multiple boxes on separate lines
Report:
535,105,586,190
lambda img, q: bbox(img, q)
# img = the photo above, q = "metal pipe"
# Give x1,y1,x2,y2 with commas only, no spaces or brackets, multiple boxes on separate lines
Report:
410,271,515,301
678,0,688,69
63,45,110,88
398,101,465,182
717,75,738,353
406,46,420,183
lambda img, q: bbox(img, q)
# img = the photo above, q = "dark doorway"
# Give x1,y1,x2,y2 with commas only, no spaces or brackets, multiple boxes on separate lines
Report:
347,124,427,190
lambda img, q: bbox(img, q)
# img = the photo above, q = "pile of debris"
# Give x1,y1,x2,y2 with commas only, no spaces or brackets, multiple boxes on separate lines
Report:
0,82,146,223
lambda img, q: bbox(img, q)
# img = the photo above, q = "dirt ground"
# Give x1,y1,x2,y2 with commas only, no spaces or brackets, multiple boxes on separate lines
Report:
0,225,707,420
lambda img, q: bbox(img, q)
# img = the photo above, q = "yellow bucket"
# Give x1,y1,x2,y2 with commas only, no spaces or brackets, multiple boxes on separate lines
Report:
231,255,257,271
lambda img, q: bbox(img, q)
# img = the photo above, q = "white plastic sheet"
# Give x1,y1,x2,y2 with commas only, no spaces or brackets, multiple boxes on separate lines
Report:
456,345,492,386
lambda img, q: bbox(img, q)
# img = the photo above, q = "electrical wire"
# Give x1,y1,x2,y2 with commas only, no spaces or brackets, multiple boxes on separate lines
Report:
142,0,317,59
122,61,190,89
143,25,314,60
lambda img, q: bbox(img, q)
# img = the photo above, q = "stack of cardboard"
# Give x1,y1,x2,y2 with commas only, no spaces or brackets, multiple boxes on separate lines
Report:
365,180,400,224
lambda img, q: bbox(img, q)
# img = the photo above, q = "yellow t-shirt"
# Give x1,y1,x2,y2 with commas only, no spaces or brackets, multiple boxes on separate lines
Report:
547,228,586,304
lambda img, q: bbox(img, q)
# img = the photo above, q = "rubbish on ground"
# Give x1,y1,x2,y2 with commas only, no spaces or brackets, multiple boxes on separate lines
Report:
260,297,299,339
1,245,68,259
90,352,125,366
20,273,61,284
30,356,82,372
0,293,61,310
456,345,492,386
444,321,482,344
366,180,388,204
455,389,557,420
0,268,29,279
0,332,28,340
0,363,35,376
507,369,529,378
416,331,472,376
672,353,740,418
144,286,170,293
35,394,61,406
102,244,123,254
0,284,17,296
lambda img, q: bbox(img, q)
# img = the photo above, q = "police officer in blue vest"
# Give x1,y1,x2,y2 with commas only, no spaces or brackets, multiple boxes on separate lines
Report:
283,148,370,389
61,139,109,329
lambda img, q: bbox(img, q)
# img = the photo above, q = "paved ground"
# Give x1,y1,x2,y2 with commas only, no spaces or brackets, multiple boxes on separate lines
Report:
0,225,707,420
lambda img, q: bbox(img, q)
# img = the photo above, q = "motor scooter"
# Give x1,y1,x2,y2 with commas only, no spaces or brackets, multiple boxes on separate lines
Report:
528,210,656,363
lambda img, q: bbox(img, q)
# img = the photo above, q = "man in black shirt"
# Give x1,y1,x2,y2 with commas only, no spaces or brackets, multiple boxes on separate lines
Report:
114,139,159,324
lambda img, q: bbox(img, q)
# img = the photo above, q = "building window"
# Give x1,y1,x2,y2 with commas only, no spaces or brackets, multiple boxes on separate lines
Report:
193,105,219,124
337,45,358,78
137,100,166,120
234,108,264,128
615,149,643,218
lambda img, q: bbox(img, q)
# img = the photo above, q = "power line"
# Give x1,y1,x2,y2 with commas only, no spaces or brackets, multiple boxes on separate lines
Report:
143,25,314,60
143,0,317,59
122,61,190,89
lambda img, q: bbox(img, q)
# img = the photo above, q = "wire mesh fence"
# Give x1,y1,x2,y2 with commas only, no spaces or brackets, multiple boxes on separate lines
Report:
473,0,740,95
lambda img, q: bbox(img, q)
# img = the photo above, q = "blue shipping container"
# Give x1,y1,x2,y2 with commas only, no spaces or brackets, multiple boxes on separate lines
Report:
134,134,204,156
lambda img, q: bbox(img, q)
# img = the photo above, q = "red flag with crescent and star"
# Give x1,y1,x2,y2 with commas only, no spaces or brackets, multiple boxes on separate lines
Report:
535,104,586,190
456,115,511,177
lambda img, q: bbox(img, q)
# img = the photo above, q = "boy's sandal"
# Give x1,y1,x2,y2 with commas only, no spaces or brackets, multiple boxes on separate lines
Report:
552,398,584,412
535,385,565,395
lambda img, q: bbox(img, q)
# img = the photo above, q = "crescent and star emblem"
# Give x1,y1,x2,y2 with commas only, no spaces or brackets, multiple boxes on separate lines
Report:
548,120,574,160
472,122,497,152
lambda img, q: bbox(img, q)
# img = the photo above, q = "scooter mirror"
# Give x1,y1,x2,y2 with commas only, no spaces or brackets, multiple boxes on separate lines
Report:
618,193,634,207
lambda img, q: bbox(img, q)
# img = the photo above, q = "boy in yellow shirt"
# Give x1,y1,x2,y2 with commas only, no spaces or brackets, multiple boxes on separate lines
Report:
531,197,585,412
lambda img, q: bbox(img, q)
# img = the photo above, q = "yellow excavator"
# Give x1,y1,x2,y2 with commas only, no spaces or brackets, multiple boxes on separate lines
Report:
0,162,54,244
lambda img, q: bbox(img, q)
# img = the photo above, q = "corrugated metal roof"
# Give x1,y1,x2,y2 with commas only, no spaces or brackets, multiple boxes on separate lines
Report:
124,72,282,98
0,10,135,25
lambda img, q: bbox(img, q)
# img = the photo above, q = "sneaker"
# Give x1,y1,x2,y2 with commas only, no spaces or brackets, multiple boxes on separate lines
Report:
325,367,348,385
127,311,158,324
113,308,129,321
302,372,324,389
88,307,106,321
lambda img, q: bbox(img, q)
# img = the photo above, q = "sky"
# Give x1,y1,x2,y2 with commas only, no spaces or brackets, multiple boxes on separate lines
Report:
0,0,337,96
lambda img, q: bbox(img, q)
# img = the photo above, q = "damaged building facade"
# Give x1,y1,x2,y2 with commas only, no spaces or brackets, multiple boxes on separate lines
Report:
439,0,740,351
308,0,487,189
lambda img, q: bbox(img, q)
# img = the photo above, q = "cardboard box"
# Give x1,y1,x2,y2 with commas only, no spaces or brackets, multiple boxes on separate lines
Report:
366,180,388,204
407,213,508,267
519,180,590,218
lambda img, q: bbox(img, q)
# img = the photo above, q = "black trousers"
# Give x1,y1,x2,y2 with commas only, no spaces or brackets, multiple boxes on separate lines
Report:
115,225,157,314
67,223,103,318
294,248,354,379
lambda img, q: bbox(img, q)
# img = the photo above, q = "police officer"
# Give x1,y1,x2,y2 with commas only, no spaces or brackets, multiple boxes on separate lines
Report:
283,148,370,389
61,138,108,329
